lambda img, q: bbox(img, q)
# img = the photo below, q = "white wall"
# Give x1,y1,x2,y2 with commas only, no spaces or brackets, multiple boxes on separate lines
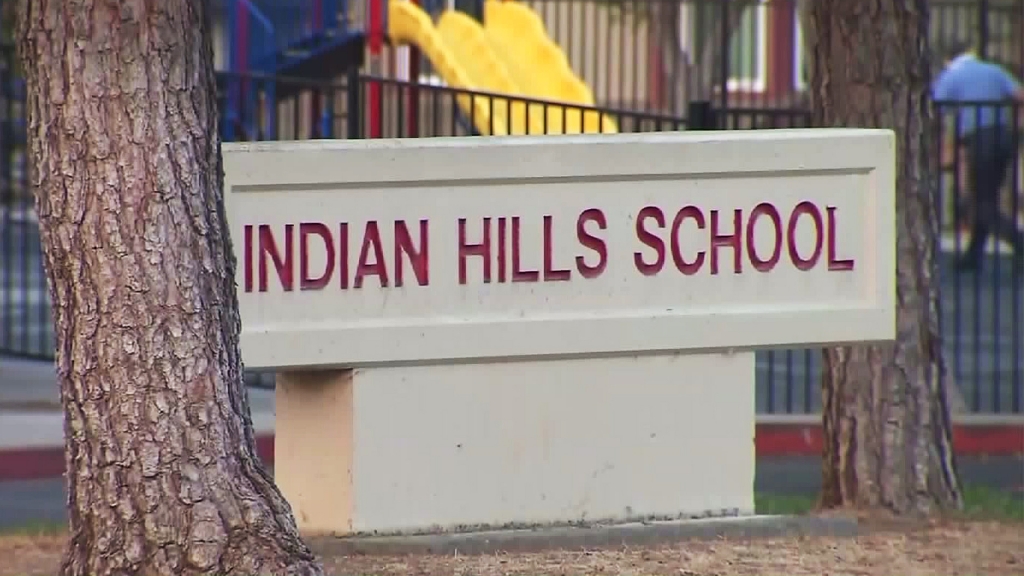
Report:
348,354,756,534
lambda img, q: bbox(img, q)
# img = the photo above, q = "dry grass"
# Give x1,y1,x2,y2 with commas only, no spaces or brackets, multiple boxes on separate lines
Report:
2,519,1021,576
0,531,64,576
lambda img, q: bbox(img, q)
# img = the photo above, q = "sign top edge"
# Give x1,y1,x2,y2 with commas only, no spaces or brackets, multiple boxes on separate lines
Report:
221,129,895,155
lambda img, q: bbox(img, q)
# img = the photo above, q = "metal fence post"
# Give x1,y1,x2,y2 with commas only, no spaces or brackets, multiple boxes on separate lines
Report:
978,0,990,59
687,100,716,130
346,69,362,139
718,0,730,111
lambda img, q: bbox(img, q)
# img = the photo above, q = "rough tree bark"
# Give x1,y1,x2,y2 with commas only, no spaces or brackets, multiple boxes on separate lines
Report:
16,1,325,574
806,0,963,514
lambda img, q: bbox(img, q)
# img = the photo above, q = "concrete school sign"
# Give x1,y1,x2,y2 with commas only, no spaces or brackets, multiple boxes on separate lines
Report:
223,130,896,536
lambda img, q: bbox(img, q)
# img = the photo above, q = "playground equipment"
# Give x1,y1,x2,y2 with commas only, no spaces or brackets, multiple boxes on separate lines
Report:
225,0,366,140
388,0,617,135
484,0,593,104
223,0,616,140
388,2,515,135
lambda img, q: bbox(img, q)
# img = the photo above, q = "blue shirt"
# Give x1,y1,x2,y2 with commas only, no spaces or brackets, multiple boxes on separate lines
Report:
932,54,1021,135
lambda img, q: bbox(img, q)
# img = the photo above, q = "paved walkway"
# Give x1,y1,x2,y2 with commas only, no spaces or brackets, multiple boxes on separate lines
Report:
3,354,1020,457
0,356,275,451
3,353,1022,448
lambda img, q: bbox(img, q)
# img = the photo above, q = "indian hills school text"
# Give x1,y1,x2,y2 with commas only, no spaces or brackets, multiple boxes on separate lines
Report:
242,201,856,293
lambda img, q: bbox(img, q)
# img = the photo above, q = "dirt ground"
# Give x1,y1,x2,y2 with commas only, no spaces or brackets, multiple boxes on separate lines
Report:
2,518,1021,576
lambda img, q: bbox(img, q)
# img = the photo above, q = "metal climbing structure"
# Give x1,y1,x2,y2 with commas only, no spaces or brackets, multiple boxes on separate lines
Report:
222,0,367,141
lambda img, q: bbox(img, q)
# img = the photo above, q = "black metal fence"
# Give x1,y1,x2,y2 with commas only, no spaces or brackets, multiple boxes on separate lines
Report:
0,43,40,360
935,101,1023,413
3,69,1022,414
397,0,1023,114
216,71,690,141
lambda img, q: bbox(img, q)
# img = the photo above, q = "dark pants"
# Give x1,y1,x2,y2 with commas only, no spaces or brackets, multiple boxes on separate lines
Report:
962,125,1024,265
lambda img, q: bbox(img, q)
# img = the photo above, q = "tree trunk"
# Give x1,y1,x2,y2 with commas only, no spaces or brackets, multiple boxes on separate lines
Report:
16,1,324,574
806,0,963,514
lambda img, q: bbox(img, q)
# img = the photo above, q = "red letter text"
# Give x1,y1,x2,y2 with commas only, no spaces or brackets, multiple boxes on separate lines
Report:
576,208,608,279
354,221,389,288
710,209,743,274
395,219,430,287
745,203,783,273
512,216,540,283
244,224,254,292
458,217,491,285
258,224,294,292
542,215,572,281
826,206,855,271
299,222,335,290
634,206,666,276
787,202,824,271
670,205,705,275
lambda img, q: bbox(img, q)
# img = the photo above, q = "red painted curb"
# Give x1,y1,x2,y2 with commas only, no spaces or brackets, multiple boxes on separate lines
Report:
754,423,1024,457
2,425,1020,482
0,436,278,482
256,434,274,464
0,445,65,482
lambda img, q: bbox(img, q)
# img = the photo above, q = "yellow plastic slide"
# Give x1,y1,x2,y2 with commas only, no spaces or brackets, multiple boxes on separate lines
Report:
435,10,550,135
387,0,616,135
388,0,510,135
483,0,617,133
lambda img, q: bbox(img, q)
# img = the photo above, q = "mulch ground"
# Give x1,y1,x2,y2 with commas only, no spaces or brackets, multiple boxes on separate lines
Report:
3,518,1021,576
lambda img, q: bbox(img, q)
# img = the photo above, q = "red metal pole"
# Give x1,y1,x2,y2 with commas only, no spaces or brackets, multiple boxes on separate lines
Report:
312,0,324,32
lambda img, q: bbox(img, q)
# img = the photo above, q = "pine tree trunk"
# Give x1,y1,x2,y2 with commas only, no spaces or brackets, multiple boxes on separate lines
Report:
16,1,324,574
806,0,964,514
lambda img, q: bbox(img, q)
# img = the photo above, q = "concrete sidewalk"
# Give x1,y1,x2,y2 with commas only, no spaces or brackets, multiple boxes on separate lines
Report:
0,355,61,410
0,355,276,451
2,355,1021,481
0,355,275,411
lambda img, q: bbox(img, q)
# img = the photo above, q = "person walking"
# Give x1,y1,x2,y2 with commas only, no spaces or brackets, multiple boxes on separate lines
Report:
933,42,1024,272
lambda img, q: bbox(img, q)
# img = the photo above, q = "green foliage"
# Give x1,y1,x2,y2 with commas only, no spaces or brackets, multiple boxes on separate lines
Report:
0,520,65,537
959,484,1024,522
757,486,1024,521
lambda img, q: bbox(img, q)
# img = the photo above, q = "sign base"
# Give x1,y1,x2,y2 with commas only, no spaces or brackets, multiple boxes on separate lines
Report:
275,353,756,536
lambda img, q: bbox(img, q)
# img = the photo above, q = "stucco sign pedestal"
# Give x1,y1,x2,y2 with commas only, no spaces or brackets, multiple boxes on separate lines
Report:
224,130,896,536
